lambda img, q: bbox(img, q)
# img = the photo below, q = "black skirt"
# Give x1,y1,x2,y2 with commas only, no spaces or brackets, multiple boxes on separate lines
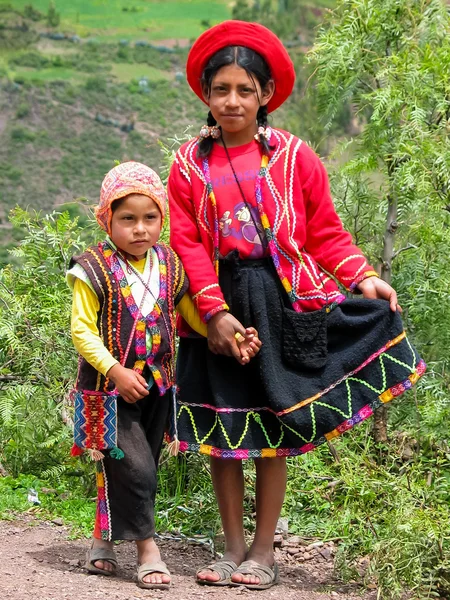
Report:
176,255,425,459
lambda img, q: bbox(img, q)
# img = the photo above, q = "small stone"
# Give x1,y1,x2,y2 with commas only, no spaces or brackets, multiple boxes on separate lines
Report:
319,547,332,560
69,559,80,567
41,487,58,495
331,592,339,597
302,552,312,560
287,547,300,555
367,583,377,590
310,541,324,548
273,534,283,547
276,517,289,536
52,518,64,526
287,535,303,545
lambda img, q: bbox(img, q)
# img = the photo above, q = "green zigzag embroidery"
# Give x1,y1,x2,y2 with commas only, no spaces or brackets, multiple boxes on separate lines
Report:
178,339,418,450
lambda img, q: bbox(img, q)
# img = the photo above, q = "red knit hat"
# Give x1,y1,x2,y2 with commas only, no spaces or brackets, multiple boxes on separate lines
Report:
186,20,295,113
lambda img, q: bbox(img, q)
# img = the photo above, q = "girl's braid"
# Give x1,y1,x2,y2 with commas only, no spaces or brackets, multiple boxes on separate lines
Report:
197,111,218,158
256,105,274,155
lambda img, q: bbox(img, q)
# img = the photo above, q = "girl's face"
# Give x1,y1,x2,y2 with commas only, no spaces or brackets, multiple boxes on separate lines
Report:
110,193,162,260
204,64,274,145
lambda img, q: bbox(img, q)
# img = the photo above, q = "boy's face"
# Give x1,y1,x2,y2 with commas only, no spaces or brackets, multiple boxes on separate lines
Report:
110,193,162,260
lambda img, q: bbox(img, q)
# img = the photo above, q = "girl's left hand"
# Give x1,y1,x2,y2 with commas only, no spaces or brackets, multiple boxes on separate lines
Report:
357,276,402,312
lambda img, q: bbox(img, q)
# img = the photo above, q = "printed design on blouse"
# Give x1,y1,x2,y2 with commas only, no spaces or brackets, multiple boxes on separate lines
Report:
219,201,267,258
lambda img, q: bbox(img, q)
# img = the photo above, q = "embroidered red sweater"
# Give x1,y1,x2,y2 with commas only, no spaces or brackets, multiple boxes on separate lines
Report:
168,128,377,334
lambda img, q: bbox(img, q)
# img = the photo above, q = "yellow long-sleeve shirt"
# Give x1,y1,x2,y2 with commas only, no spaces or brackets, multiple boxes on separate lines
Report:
70,256,206,376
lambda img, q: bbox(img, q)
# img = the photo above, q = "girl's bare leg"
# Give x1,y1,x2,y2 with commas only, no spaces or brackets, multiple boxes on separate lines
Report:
196,457,248,583
231,457,287,585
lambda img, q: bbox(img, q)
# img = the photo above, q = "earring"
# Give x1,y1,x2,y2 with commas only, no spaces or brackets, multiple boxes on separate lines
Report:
254,126,271,142
199,125,221,139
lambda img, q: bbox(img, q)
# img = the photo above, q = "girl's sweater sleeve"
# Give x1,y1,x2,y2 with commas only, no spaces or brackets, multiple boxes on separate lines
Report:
71,278,118,376
168,156,229,322
300,146,378,291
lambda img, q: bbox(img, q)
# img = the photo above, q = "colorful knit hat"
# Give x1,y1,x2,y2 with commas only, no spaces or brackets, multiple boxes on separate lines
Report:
95,161,167,234
186,20,295,113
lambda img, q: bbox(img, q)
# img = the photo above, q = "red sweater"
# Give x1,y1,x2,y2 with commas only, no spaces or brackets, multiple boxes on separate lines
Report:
168,128,377,334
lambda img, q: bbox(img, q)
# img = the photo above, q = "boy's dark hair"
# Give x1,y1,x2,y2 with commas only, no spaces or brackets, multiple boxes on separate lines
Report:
197,46,275,158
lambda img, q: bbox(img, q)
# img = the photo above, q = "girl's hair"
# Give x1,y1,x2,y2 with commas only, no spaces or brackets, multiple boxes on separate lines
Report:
197,46,275,158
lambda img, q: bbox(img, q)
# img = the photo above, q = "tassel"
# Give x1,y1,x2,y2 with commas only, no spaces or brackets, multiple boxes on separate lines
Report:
88,448,105,461
109,446,125,460
167,437,180,457
70,443,83,457
166,385,181,457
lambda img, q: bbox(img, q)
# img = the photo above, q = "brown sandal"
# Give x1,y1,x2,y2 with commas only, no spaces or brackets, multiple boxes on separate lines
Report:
136,560,171,590
85,545,118,576
230,560,279,590
196,559,238,586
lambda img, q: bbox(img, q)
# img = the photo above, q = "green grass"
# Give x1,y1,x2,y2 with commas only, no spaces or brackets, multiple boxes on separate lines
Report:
12,66,88,83
110,62,171,83
0,474,95,537
8,0,231,40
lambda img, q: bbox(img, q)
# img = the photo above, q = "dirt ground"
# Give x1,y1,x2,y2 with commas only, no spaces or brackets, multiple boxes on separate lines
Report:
0,516,378,600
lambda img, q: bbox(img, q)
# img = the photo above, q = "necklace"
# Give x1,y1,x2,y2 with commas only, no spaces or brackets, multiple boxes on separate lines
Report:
221,137,267,250
202,145,270,275
119,248,175,356
201,133,318,311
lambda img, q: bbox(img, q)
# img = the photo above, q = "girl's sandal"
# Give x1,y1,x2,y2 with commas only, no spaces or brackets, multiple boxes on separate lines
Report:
196,559,238,586
136,561,171,590
85,546,118,576
230,560,279,590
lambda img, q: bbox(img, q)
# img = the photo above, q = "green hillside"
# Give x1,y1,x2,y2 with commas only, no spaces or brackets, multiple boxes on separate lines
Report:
5,0,231,40
0,1,336,263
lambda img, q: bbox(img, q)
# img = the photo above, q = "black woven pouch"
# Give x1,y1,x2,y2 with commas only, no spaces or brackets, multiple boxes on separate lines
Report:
281,305,328,370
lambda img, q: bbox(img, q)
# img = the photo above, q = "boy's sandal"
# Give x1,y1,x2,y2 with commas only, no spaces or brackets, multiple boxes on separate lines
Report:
196,559,238,586
136,561,171,590
85,546,118,576
230,560,279,590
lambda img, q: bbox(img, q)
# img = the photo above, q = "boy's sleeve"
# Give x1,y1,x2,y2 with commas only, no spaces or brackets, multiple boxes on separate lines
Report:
71,278,118,376
169,245,207,336
176,294,208,337
300,146,378,291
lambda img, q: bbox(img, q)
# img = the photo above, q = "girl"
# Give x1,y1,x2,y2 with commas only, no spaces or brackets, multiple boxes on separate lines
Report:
168,20,425,590
67,161,260,590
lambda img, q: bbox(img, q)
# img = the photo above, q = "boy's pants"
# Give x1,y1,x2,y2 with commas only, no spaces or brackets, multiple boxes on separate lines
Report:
94,385,170,541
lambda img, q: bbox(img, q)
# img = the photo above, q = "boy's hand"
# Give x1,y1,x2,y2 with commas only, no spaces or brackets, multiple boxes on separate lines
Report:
235,327,262,364
106,363,149,403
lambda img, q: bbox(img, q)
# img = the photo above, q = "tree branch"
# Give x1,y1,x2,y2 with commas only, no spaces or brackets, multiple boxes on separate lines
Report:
392,243,417,260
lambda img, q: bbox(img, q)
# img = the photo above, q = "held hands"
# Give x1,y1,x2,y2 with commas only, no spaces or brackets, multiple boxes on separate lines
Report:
207,311,262,365
235,327,262,364
106,363,149,403
357,276,402,312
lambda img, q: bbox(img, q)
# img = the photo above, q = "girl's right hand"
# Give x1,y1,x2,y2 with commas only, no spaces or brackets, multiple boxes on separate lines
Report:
207,311,249,364
106,364,149,403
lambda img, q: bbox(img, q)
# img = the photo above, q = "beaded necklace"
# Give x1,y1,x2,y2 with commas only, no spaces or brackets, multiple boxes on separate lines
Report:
103,242,171,381
201,131,300,308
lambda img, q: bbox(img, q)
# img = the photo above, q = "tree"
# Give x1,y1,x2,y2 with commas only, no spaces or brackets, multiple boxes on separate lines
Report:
46,1,60,28
308,0,450,441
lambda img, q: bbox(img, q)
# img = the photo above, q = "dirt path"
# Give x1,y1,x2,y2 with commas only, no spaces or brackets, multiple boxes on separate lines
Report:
0,517,377,600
